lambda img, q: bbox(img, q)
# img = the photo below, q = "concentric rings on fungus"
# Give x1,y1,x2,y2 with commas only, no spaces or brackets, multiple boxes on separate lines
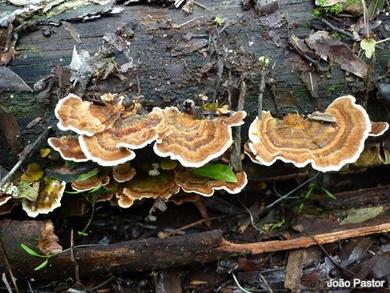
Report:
369,121,389,137
55,94,122,136
116,172,179,208
174,169,248,197
48,136,88,162
247,95,372,172
79,108,164,166
153,107,246,168
112,163,136,183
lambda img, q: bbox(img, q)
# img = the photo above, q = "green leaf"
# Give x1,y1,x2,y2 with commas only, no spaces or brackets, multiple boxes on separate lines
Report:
77,167,99,181
360,38,377,59
34,259,49,271
77,231,89,237
322,188,336,201
20,243,46,258
192,164,237,183
340,206,384,225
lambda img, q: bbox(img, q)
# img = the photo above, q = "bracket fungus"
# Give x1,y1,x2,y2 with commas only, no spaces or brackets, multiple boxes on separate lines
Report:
71,174,110,192
22,177,66,218
247,95,372,172
116,172,179,208
153,107,247,167
55,94,122,136
48,136,88,162
112,163,136,183
175,169,248,196
369,121,389,137
78,108,164,166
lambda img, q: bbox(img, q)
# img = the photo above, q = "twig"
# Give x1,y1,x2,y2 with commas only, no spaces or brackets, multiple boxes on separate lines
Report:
1,273,12,293
70,230,81,286
219,221,390,254
237,197,264,233
257,71,266,118
172,17,199,29
193,0,207,10
230,80,246,172
160,216,221,238
321,18,354,39
266,172,319,209
258,273,274,293
0,128,50,188
232,273,252,293
0,239,19,293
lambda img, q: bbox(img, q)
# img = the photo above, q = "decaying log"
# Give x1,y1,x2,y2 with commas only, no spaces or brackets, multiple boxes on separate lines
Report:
1,216,389,280
1,0,389,165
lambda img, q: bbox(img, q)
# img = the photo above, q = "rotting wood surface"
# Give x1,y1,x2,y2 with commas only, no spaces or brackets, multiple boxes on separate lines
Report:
0,215,389,280
1,0,389,166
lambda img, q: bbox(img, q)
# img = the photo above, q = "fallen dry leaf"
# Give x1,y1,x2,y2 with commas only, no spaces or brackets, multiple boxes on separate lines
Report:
0,67,33,92
0,106,21,152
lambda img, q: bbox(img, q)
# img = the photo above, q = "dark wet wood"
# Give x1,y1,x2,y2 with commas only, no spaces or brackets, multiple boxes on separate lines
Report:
1,215,389,281
1,0,389,166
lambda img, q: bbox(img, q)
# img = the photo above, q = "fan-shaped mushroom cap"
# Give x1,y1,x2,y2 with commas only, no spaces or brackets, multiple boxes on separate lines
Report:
153,107,246,167
175,169,248,196
112,163,136,183
48,136,88,162
22,177,66,218
71,174,110,192
78,108,164,166
116,172,179,208
369,121,389,137
78,136,135,167
247,95,371,172
55,94,122,136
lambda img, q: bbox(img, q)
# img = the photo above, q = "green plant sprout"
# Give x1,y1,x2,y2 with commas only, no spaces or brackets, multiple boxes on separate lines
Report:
298,184,336,213
20,243,98,271
258,56,270,66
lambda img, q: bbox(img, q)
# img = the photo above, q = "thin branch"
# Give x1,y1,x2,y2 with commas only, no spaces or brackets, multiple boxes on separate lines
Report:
257,71,266,118
321,18,354,39
266,172,319,209
230,80,246,172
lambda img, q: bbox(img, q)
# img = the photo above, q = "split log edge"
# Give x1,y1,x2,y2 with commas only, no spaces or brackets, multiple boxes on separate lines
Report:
0,217,389,280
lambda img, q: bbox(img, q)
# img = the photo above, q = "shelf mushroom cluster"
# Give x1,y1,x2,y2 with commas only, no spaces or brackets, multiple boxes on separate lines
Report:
114,166,248,208
44,93,249,211
245,95,389,172
50,94,246,168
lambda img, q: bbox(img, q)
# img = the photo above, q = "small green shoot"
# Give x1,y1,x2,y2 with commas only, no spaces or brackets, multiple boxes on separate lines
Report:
34,259,49,271
322,188,336,201
192,163,237,183
20,243,46,258
214,16,223,26
20,243,51,271
21,242,99,271
258,56,270,66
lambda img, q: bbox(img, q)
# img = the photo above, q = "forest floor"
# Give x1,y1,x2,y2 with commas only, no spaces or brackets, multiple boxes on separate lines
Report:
0,0,390,292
